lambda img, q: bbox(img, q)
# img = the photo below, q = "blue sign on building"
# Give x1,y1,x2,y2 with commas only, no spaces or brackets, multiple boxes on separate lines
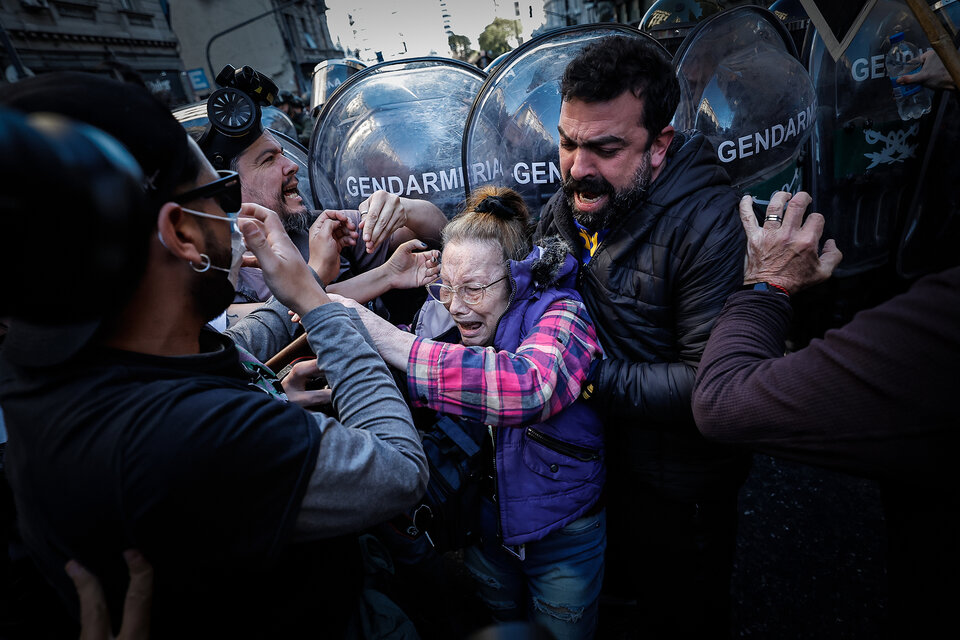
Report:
187,68,210,91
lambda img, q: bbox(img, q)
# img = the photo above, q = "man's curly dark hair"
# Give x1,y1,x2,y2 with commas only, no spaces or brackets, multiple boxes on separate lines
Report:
561,36,680,144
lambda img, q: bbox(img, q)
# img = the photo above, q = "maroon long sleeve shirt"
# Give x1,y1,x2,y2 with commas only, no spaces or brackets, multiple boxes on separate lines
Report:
693,266,960,481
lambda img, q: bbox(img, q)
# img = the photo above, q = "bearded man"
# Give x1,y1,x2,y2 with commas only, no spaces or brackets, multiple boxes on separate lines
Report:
534,36,750,638
196,65,447,313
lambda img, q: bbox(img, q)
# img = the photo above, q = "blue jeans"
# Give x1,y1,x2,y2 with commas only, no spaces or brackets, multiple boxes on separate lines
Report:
464,499,606,640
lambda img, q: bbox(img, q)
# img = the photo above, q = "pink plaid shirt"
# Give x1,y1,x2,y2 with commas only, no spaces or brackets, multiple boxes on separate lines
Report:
406,299,602,427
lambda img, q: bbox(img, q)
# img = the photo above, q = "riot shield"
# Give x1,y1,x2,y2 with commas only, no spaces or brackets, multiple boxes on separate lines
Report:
768,0,810,52
674,6,814,205
308,57,485,218
309,58,366,116
805,0,936,277
639,0,724,55
259,106,297,139
933,0,960,38
461,25,661,219
171,101,208,140
895,88,960,278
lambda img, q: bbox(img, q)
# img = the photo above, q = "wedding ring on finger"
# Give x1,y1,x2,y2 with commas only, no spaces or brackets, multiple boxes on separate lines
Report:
764,214,783,225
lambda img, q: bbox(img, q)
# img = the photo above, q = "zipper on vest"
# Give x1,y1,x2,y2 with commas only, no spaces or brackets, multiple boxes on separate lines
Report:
489,424,503,538
526,427,601,461
491,263,517,343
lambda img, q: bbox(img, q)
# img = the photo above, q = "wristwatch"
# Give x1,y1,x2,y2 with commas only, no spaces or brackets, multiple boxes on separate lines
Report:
741,282,790,298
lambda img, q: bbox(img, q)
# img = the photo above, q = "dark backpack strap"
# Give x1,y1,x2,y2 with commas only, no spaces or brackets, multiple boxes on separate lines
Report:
433,416,481,458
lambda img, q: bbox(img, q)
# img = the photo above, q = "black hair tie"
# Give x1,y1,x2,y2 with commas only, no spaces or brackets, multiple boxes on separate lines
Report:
475,195,514,219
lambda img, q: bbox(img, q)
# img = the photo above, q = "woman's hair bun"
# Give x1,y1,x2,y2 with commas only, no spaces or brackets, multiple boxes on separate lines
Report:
474,194,516,220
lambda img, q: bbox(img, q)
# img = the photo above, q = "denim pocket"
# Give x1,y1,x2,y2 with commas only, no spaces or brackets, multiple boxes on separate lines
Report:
558,511,604,537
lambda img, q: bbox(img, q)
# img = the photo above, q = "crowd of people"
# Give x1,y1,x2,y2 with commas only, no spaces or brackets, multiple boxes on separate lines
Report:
0,33,957,640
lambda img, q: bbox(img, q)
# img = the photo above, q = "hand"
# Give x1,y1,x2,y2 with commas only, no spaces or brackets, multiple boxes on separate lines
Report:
897,50,956,91
315,210,359,252
307,211,358,285
358,191,408,254
66,550,153,640
383,240,440,290
238,203,328,316
740,191,843,294
281,357,333,407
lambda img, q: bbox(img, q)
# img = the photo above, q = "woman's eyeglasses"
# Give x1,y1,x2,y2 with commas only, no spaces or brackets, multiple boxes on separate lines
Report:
426,275,507,307
173,170,242,214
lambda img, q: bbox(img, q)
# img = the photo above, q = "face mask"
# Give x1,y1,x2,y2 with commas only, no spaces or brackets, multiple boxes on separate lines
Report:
161,207,246,289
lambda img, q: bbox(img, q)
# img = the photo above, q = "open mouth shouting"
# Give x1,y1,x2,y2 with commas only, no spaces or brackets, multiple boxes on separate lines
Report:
573,189,608,213
282,179,302,205
563,175,615,224
456,320,483,337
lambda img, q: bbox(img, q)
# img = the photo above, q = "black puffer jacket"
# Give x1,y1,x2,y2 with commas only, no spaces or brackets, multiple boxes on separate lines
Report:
536,131,748,494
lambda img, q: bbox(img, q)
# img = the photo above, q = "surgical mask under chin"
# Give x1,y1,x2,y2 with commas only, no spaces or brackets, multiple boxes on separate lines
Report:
160,207,246,289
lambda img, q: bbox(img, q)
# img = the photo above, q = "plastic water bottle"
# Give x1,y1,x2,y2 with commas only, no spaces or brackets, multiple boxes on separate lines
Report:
885,32,932,120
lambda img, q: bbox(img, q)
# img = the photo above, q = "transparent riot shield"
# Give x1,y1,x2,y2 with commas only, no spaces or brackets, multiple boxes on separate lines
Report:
934,0,960,38
308,58,485,218
674,6,814,208
768,0,807,23
259,106,297,140
639,0,723,55
462,25,661,219
768,0,810,53
309,58,366,116
805,0,936,277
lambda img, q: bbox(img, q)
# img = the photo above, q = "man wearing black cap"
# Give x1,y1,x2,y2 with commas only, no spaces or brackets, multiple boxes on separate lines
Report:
0,74,427,637
198,64,448,311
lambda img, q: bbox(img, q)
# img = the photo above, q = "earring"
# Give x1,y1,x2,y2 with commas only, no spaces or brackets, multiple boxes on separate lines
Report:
189,254,212,273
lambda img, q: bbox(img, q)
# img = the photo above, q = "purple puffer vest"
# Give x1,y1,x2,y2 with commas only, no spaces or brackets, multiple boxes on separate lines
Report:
492,241,605,546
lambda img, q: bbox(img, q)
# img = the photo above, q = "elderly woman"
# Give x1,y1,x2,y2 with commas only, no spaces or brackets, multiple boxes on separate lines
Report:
333,186,606,639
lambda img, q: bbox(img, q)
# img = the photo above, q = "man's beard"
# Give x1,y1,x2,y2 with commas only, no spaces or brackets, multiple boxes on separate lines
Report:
281,198,317,235
191,228,236,323
563,150,653,231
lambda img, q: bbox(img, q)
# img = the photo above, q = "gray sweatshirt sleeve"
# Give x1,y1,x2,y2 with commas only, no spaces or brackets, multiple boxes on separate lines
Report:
223,297,300,363
292,302,428,540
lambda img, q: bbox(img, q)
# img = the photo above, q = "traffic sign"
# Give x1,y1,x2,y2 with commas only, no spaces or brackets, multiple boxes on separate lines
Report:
187,68,210,92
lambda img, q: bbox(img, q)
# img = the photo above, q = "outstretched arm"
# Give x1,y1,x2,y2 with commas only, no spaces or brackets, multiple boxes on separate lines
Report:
326,239,440,304
332,294,602,427
235,204,427,538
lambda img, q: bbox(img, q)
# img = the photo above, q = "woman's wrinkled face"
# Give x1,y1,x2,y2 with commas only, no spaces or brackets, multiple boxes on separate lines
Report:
439,239,511,347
